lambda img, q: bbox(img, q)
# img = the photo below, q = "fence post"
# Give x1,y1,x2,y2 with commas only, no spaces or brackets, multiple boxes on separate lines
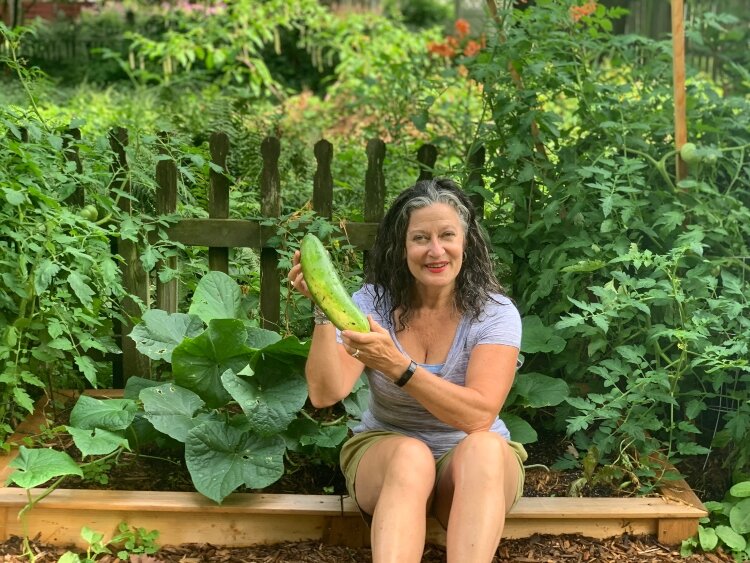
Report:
466,144,486,219
416,143,438,182
260,136,281,331
363,138,386,268
208,132,231,273
313,139,333,220
62,127,84,207
109,127,150,384
155,131,178,313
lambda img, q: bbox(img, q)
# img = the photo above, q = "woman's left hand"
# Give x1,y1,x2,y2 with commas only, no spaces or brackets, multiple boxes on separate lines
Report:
341,316,410,380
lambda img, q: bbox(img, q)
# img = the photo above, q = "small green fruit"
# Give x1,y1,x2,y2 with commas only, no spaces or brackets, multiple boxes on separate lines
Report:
79,204,99,221
679,142,700,164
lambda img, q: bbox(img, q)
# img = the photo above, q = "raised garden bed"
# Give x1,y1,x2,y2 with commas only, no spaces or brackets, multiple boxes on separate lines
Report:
0,390,707,549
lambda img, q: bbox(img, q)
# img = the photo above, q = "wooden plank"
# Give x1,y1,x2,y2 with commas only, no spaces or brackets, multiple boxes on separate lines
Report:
672,0,688,181
1,506,343,548
363,138,386,223
109,127,150,382
466,144,486,219
312,139,333,220
162,219,380,250
260,136,281,330
416,143,438,182
155,132,178,313
62,127,83,206
659,517,699,545
208,132,230,273
363,138,386,270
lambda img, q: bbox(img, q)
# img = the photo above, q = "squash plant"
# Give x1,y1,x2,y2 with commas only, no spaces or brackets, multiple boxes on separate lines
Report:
6,271,363,504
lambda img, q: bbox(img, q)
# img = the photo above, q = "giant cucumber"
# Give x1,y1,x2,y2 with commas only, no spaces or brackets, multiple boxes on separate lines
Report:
300,233,369,333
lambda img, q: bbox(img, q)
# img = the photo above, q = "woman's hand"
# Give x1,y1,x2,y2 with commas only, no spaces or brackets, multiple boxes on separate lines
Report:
341,316,410,381
287,250,313,300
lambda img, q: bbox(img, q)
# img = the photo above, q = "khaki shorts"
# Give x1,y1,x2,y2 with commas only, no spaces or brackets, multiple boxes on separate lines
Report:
340,430,528,523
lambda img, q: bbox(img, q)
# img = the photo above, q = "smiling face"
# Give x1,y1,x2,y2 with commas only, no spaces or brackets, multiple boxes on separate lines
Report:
405,203,466,293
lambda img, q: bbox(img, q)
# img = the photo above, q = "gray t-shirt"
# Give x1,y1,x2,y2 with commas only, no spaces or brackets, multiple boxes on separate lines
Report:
338,284,523,458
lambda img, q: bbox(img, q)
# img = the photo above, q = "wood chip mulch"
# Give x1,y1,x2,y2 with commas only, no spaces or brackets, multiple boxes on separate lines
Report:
0,533,739,563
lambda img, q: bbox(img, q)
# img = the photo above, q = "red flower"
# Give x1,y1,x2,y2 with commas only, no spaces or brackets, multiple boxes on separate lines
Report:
570,1,597,22
463,40,481,57
454,18,470,38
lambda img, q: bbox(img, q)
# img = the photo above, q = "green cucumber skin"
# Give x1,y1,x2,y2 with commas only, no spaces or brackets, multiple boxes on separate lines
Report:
300,234,370,333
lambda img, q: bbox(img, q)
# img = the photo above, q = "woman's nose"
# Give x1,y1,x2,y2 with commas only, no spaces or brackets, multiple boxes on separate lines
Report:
428,236,443,256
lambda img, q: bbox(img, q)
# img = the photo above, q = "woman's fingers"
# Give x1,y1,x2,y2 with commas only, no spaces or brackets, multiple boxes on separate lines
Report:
287,251,312,299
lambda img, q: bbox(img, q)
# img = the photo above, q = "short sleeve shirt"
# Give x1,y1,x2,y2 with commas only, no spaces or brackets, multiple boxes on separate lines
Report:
339,284,523,458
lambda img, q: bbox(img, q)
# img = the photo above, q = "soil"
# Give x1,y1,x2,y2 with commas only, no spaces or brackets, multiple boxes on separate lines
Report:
0,532,738,562
0,399,740,562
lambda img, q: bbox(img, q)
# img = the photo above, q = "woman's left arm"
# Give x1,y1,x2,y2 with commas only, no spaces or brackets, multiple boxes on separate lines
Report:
342,319,519,434
397,344,519,434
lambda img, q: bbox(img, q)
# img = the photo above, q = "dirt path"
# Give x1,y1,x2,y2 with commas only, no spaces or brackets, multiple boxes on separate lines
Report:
1,533,735,562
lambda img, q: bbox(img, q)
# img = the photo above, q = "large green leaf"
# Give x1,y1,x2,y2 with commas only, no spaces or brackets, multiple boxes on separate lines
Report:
502,413,537,444
172,319,254,408
521,315,567,354
729,498,750,535
221,366,308,436
123,376,163,400
66,427,130,458
188,271,244,323
140,383,207,443
715,525,747,552
245,326,282,350
6,447,82,488
69,395,137,431
185,420,286,503
129,310,204,362
512,372,570,408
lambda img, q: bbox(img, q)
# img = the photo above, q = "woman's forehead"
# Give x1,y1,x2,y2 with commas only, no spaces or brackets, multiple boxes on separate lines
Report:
407,203,461,226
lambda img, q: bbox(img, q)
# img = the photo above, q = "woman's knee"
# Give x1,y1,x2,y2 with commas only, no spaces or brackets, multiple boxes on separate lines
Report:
382,437,436,484
452,432,514,480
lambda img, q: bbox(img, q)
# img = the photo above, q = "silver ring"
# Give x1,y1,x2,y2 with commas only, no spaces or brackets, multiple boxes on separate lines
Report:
352,349,361,358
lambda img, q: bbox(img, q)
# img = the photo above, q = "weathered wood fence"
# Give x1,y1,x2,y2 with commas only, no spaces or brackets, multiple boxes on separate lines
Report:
92,129,485,386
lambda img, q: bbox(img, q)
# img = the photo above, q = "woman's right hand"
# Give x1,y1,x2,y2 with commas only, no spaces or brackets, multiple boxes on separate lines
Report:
288,250,313,300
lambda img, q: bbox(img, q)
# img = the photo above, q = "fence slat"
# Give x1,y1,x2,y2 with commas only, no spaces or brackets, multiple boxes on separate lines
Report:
417,143,438,182
466,145,486,219
155,132,178,313
313,139,333,219
364,139,386,223
109,127,150,383
208,132,231,273
260,136,281,330
62,127,84,206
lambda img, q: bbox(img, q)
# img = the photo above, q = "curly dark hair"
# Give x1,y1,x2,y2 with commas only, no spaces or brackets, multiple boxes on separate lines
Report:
365,178,505,330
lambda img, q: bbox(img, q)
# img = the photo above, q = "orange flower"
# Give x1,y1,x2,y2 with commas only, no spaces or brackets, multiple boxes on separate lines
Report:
570,1,597,22
463,40,481,57
427,41,455,58
454,18,470,38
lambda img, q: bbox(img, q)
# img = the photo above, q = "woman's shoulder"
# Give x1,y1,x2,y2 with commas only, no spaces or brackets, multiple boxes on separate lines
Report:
478,292,521,323
353,284,389,313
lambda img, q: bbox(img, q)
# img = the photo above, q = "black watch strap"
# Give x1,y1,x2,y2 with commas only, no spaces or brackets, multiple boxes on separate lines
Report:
395,360,417,387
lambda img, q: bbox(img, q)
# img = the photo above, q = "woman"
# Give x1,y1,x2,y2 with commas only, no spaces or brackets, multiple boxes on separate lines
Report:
288,178,525,563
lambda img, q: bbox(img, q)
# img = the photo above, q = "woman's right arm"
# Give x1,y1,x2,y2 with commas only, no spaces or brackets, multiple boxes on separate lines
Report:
288,250,364,408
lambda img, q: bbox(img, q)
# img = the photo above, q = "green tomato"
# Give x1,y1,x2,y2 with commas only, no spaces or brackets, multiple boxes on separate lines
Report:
679,142,700,164
79,204,99,221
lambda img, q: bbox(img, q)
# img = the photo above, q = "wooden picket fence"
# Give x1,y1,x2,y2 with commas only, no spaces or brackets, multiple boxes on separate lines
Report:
96,128,487,386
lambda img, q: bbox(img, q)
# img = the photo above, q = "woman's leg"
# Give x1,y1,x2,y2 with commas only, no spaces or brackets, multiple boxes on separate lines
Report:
432,432,522,563
354,435,437,563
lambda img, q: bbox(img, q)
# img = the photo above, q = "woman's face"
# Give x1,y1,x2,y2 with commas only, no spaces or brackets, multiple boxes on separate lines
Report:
404,203,465,291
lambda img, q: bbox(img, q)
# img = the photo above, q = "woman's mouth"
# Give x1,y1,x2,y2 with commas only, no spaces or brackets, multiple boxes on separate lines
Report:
425,262,449,273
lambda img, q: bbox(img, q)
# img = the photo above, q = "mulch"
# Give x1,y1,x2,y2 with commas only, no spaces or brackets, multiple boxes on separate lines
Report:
0,533,739,562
